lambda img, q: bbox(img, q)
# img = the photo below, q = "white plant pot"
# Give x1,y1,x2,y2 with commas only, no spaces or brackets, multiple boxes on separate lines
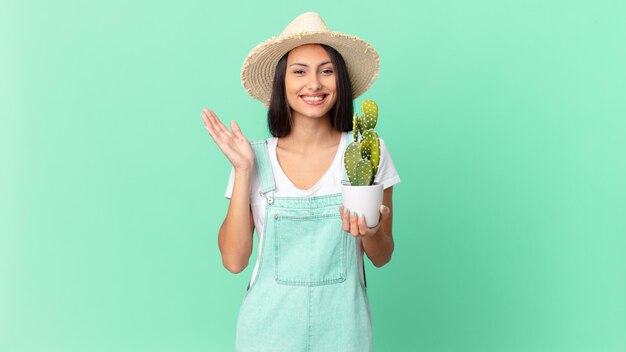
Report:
341,182,384,228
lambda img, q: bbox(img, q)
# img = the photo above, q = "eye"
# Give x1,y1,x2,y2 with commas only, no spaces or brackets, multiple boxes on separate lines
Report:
321,69,334,75
292,69,305,75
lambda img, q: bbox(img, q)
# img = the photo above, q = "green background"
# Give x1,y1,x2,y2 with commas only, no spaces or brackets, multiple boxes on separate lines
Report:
2,0,625,351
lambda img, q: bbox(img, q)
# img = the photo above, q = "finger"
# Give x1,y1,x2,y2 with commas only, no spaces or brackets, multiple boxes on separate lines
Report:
357,215,368,236
340,205,350,232
201,109,210,125
230,120,246,139
349,211,360,237
202,108,217,127
202,111,219,140
203,110,235,152
203,108,218,125
202,110,221,135
208,112,235,147
206,109,232,137
203,112,233,150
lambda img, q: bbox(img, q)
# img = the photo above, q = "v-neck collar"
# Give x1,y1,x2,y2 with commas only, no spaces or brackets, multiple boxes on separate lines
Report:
270,132,346,195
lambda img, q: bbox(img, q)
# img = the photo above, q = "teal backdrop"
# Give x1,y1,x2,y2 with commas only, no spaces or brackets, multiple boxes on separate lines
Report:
2,0,625,351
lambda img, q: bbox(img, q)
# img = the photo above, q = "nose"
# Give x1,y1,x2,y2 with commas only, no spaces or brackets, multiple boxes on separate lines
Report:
306,74,322,91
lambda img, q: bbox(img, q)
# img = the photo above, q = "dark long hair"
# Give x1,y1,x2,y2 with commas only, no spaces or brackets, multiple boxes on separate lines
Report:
267,44,354,137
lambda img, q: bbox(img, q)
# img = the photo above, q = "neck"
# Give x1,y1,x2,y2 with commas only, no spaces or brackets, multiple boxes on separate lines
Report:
278,112,340,152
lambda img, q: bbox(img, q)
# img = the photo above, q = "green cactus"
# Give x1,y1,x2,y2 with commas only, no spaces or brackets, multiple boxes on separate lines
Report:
343,99,382,186
360,99,378,130
357,115,365,136
354,159,373,186
344,141,361,183
363,129,380,175
352,113,359,142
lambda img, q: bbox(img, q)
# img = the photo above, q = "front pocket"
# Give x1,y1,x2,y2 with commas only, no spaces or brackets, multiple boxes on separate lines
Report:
274,213,347,286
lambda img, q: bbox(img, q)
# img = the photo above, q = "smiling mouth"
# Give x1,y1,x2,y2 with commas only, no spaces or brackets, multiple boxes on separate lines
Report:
300,94,328,105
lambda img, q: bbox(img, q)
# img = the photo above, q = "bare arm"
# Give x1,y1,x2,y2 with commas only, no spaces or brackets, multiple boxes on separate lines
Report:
218,170,256,273
340,186,394,267
202,108,256,273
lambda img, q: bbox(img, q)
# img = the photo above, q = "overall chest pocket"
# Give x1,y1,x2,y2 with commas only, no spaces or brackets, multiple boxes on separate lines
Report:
274,213,348,286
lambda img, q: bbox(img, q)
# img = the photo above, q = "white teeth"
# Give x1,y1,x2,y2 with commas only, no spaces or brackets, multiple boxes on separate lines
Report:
302,95,325,102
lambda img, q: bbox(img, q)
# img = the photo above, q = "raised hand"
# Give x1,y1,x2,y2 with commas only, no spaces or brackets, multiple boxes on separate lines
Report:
202,108,254,171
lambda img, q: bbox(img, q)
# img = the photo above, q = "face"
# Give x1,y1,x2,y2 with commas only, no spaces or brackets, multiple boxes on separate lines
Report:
285,44,338,121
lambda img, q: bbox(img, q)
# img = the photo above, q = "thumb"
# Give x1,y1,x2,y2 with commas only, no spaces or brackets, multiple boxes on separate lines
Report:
379,204,390,219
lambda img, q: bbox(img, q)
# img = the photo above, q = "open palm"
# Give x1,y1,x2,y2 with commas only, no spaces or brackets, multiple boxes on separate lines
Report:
202,108,254,171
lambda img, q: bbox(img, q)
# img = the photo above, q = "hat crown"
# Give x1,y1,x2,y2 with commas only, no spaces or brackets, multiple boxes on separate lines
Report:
241,12,379,104
280,12,330,36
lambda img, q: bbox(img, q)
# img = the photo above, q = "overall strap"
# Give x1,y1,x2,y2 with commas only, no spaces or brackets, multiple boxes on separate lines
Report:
251,140,276,204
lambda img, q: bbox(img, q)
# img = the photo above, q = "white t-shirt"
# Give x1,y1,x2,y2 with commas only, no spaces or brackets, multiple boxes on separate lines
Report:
224,132,401,285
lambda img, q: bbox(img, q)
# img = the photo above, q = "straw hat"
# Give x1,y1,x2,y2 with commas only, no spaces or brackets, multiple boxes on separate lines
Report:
241,12,379,104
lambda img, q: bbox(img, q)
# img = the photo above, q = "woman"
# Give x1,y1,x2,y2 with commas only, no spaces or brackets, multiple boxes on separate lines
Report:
202,12,400,351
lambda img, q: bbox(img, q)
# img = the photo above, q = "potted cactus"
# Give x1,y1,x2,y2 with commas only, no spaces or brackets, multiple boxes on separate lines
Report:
341,99,384,227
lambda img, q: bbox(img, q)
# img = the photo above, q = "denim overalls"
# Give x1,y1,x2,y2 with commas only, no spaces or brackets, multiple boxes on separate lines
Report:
235,136,372,352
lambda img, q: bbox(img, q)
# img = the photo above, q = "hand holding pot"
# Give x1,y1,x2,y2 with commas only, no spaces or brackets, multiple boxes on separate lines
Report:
339,204,391,238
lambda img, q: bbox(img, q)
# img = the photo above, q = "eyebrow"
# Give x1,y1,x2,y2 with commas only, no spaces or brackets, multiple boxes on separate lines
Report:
288,61,333,67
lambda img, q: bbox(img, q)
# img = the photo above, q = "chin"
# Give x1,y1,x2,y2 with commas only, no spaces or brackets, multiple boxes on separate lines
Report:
298,106,332,118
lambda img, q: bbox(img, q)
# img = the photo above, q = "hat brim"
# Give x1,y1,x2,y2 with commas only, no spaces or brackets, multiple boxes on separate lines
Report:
241,31,379,104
